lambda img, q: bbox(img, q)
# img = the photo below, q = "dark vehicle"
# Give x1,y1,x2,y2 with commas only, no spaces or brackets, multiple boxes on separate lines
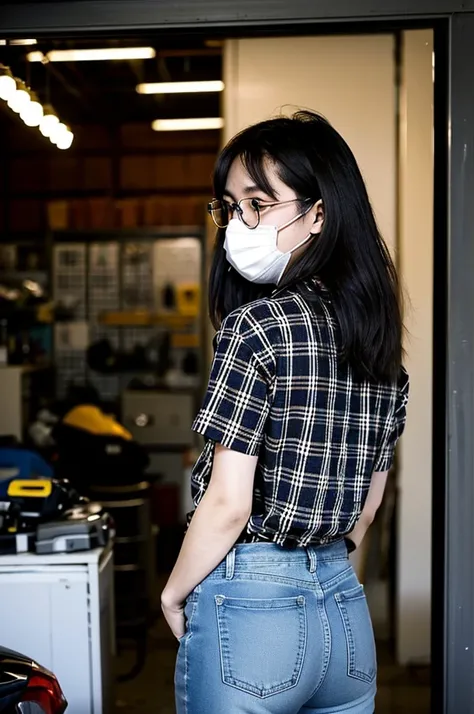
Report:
0,646,67,713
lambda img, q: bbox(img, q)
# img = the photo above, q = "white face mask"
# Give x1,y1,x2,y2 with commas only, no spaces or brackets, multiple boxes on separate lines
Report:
224,212,323,285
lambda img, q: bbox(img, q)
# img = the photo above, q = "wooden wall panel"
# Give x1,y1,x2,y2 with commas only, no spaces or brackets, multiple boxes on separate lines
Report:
141,195,207,226
1,121,219,234
49,157,84,192
183,153,215,189
120,123,220,152
5,122,48,152
88,198,115,229
9,199,43,232
78,125,111,151
121,153,215,192
83,157,112,191
9,158,49,193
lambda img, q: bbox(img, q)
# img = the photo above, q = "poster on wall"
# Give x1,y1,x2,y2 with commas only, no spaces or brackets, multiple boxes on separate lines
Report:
153,237,201,311
88,242,120,320
123,242,154,310
54,321,90,352
53,243,87,321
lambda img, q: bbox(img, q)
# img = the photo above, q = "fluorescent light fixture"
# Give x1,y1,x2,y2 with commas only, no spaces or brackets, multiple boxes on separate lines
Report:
137,80,224,95
10,39,37,46
28,47,156,62
27,51,45,63
151,117,224,132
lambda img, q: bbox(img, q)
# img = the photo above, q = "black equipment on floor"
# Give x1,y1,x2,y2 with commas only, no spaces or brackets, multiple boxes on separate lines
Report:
87,480,154,682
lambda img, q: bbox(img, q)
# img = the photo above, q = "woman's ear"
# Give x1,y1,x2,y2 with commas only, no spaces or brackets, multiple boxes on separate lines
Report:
310,199,325,235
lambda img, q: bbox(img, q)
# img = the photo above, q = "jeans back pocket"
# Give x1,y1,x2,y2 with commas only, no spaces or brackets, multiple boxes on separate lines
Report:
335,584,377,683
215,594,307,698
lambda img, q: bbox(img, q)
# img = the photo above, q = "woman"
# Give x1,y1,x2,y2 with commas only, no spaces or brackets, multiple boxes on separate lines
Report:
161,110,409,714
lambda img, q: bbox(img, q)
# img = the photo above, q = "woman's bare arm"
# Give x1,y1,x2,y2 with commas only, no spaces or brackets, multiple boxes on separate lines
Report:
161,443,256,607
348,470,389,548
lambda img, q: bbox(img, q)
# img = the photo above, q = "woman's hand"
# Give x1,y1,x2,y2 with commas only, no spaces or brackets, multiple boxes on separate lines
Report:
161,590,186,641
159,446,255,641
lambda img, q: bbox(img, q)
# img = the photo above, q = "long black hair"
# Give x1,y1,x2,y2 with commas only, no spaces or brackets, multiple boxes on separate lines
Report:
208,110,403,382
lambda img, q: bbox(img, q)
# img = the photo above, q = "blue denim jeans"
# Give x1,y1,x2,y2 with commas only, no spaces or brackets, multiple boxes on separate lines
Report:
175,540,376,714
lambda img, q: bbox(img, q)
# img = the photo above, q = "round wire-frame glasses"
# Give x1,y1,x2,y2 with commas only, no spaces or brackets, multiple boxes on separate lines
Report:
207,197,311,230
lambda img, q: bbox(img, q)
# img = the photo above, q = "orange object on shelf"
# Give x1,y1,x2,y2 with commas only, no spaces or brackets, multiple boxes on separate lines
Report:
98,310,195,329
171,333,200,349
47,200,69,230
88,198,114,229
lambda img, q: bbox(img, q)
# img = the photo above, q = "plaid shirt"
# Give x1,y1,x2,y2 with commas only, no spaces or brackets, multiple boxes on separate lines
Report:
190,279,409,547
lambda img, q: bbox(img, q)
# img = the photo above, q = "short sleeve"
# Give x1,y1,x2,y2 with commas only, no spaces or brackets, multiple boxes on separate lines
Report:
373,368,410,472
192,328,273,456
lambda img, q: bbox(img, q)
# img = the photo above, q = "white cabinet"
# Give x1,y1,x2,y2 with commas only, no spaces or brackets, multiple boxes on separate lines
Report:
0,545,115,714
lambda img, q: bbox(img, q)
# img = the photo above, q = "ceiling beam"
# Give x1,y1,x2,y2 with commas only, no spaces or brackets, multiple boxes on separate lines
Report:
0,0,471,35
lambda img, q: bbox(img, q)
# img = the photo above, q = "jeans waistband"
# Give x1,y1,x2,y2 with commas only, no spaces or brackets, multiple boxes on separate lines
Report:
217,539,349,580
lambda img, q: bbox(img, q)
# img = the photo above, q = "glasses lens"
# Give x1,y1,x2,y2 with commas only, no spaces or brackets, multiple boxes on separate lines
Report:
208,199,228,228
239,198,260,229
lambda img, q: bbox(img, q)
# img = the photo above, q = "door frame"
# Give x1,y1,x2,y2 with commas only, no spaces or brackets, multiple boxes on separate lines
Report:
0,1,473,33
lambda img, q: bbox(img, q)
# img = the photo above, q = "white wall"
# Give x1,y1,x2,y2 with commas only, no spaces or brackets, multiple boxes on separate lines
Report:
223,32,433,664
223,34,397,251
396,29,433,665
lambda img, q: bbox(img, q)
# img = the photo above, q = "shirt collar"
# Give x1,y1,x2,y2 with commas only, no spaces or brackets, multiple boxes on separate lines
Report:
272,276,328,298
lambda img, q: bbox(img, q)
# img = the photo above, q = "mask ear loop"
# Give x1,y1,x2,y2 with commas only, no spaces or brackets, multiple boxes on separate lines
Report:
287,217,324,255
277,202,313,232
277,201,323,253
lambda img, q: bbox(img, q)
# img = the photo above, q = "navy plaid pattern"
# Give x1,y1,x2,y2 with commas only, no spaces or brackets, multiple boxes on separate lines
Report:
191,280,409,547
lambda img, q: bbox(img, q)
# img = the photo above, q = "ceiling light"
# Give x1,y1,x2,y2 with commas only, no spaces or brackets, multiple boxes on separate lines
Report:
50,122,68,144
10,39,37,46
0,68,72,150
50,123,74,150
20,97,43,127
137,80,224,95
39,107,60,138
56,130,74,150
0,68,16,101
28,47,156,63
151,117,224,132
7,86,30,113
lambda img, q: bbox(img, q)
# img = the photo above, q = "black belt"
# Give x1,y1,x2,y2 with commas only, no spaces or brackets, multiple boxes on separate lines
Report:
236,531,270,544
236,531,356,553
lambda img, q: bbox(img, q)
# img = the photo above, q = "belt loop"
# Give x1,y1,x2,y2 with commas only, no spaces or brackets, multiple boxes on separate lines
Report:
225,548,235,580
307,547,316,573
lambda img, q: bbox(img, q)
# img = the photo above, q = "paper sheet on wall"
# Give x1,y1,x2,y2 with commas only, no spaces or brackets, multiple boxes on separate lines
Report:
153,238,201,309
54,322,90,352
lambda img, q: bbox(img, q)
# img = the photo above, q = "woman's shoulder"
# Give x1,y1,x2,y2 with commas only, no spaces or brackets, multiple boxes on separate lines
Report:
219,289,323,346
220,296,281,337
216,298,287,368
224,287,316,326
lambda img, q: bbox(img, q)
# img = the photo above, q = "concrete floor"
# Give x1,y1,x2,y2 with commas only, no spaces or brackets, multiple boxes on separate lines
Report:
114,607,430,714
